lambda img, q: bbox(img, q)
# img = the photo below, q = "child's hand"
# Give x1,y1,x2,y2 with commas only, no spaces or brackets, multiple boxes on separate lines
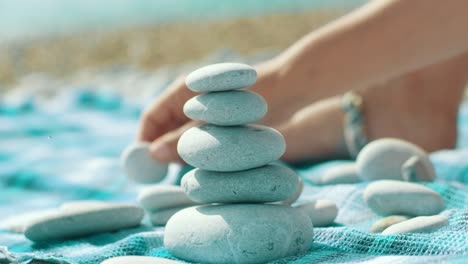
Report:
137,76,199,162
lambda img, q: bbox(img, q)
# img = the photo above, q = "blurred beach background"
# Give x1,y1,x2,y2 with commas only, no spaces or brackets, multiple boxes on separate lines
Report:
0,0,366,94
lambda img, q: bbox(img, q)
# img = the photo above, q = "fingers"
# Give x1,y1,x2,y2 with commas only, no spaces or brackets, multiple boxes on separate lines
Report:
137,76,196,142
149,120,201,163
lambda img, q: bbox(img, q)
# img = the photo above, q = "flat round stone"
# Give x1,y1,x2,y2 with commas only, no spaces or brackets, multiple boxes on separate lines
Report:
24,203,144,242
318,163,361,185
181,165,299,203
149,206,189,226
382,215,448,235
138,185,198,211
185,63,257,92
363,180,445,216
178,124,285,172
369,215,410,233
183,90,267,126
101,256,183,264
121,143,169,184
165,204,313,264
357,138,435,182
295,200,338,227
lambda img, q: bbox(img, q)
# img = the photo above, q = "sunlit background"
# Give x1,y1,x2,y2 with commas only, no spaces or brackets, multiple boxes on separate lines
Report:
0,0,365,93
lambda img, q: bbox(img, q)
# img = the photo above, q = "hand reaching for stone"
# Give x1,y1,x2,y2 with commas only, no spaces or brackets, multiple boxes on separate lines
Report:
138,60,308,163
137,76,198,162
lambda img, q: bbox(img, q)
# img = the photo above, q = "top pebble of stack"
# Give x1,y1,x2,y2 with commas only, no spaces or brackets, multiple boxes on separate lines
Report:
185,63,257,92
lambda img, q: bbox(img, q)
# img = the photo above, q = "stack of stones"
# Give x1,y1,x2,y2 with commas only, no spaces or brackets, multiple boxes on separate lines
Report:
164,63,314,264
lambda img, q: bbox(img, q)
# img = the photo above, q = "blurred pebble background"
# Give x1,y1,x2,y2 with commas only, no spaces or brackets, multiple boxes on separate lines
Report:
0,0,365,93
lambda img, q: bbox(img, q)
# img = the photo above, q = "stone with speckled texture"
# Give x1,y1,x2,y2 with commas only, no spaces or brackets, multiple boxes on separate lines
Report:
183,90,267,126
181,165,299,203
177,124,285,172
185,63,257,92
164,204,313,264
363,180,445,216
24,203,144,242
277,177,303,205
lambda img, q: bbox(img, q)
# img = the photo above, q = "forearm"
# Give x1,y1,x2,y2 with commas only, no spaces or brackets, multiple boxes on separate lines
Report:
276,0,468,99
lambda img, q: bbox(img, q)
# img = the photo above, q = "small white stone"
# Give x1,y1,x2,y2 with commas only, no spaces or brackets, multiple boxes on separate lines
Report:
138,185,198,211
294,199,338,227
149,206,189,226
101,256,183,264
369,215,410,233
121,143,168,184
382,215,448,235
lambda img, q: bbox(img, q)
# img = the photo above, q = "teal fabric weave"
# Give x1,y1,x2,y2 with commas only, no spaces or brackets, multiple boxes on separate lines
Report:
0,90,467,264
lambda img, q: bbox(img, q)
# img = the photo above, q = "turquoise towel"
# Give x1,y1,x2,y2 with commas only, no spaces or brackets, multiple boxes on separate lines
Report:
0,90,467,264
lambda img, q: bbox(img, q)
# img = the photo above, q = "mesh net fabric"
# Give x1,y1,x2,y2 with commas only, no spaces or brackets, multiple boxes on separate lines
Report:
0,84,467,263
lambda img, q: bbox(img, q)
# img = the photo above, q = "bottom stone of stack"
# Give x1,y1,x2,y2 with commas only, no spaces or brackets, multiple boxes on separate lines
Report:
164,204,313,264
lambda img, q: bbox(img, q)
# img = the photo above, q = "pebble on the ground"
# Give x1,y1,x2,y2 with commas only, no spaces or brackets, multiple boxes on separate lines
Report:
357,138,435,182
369,215,410,233
24,202,144,242
381,215,449,235
363,180,445,216
164,204,313,264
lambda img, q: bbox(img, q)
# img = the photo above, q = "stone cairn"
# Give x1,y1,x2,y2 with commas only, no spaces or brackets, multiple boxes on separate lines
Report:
163,63,314,264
